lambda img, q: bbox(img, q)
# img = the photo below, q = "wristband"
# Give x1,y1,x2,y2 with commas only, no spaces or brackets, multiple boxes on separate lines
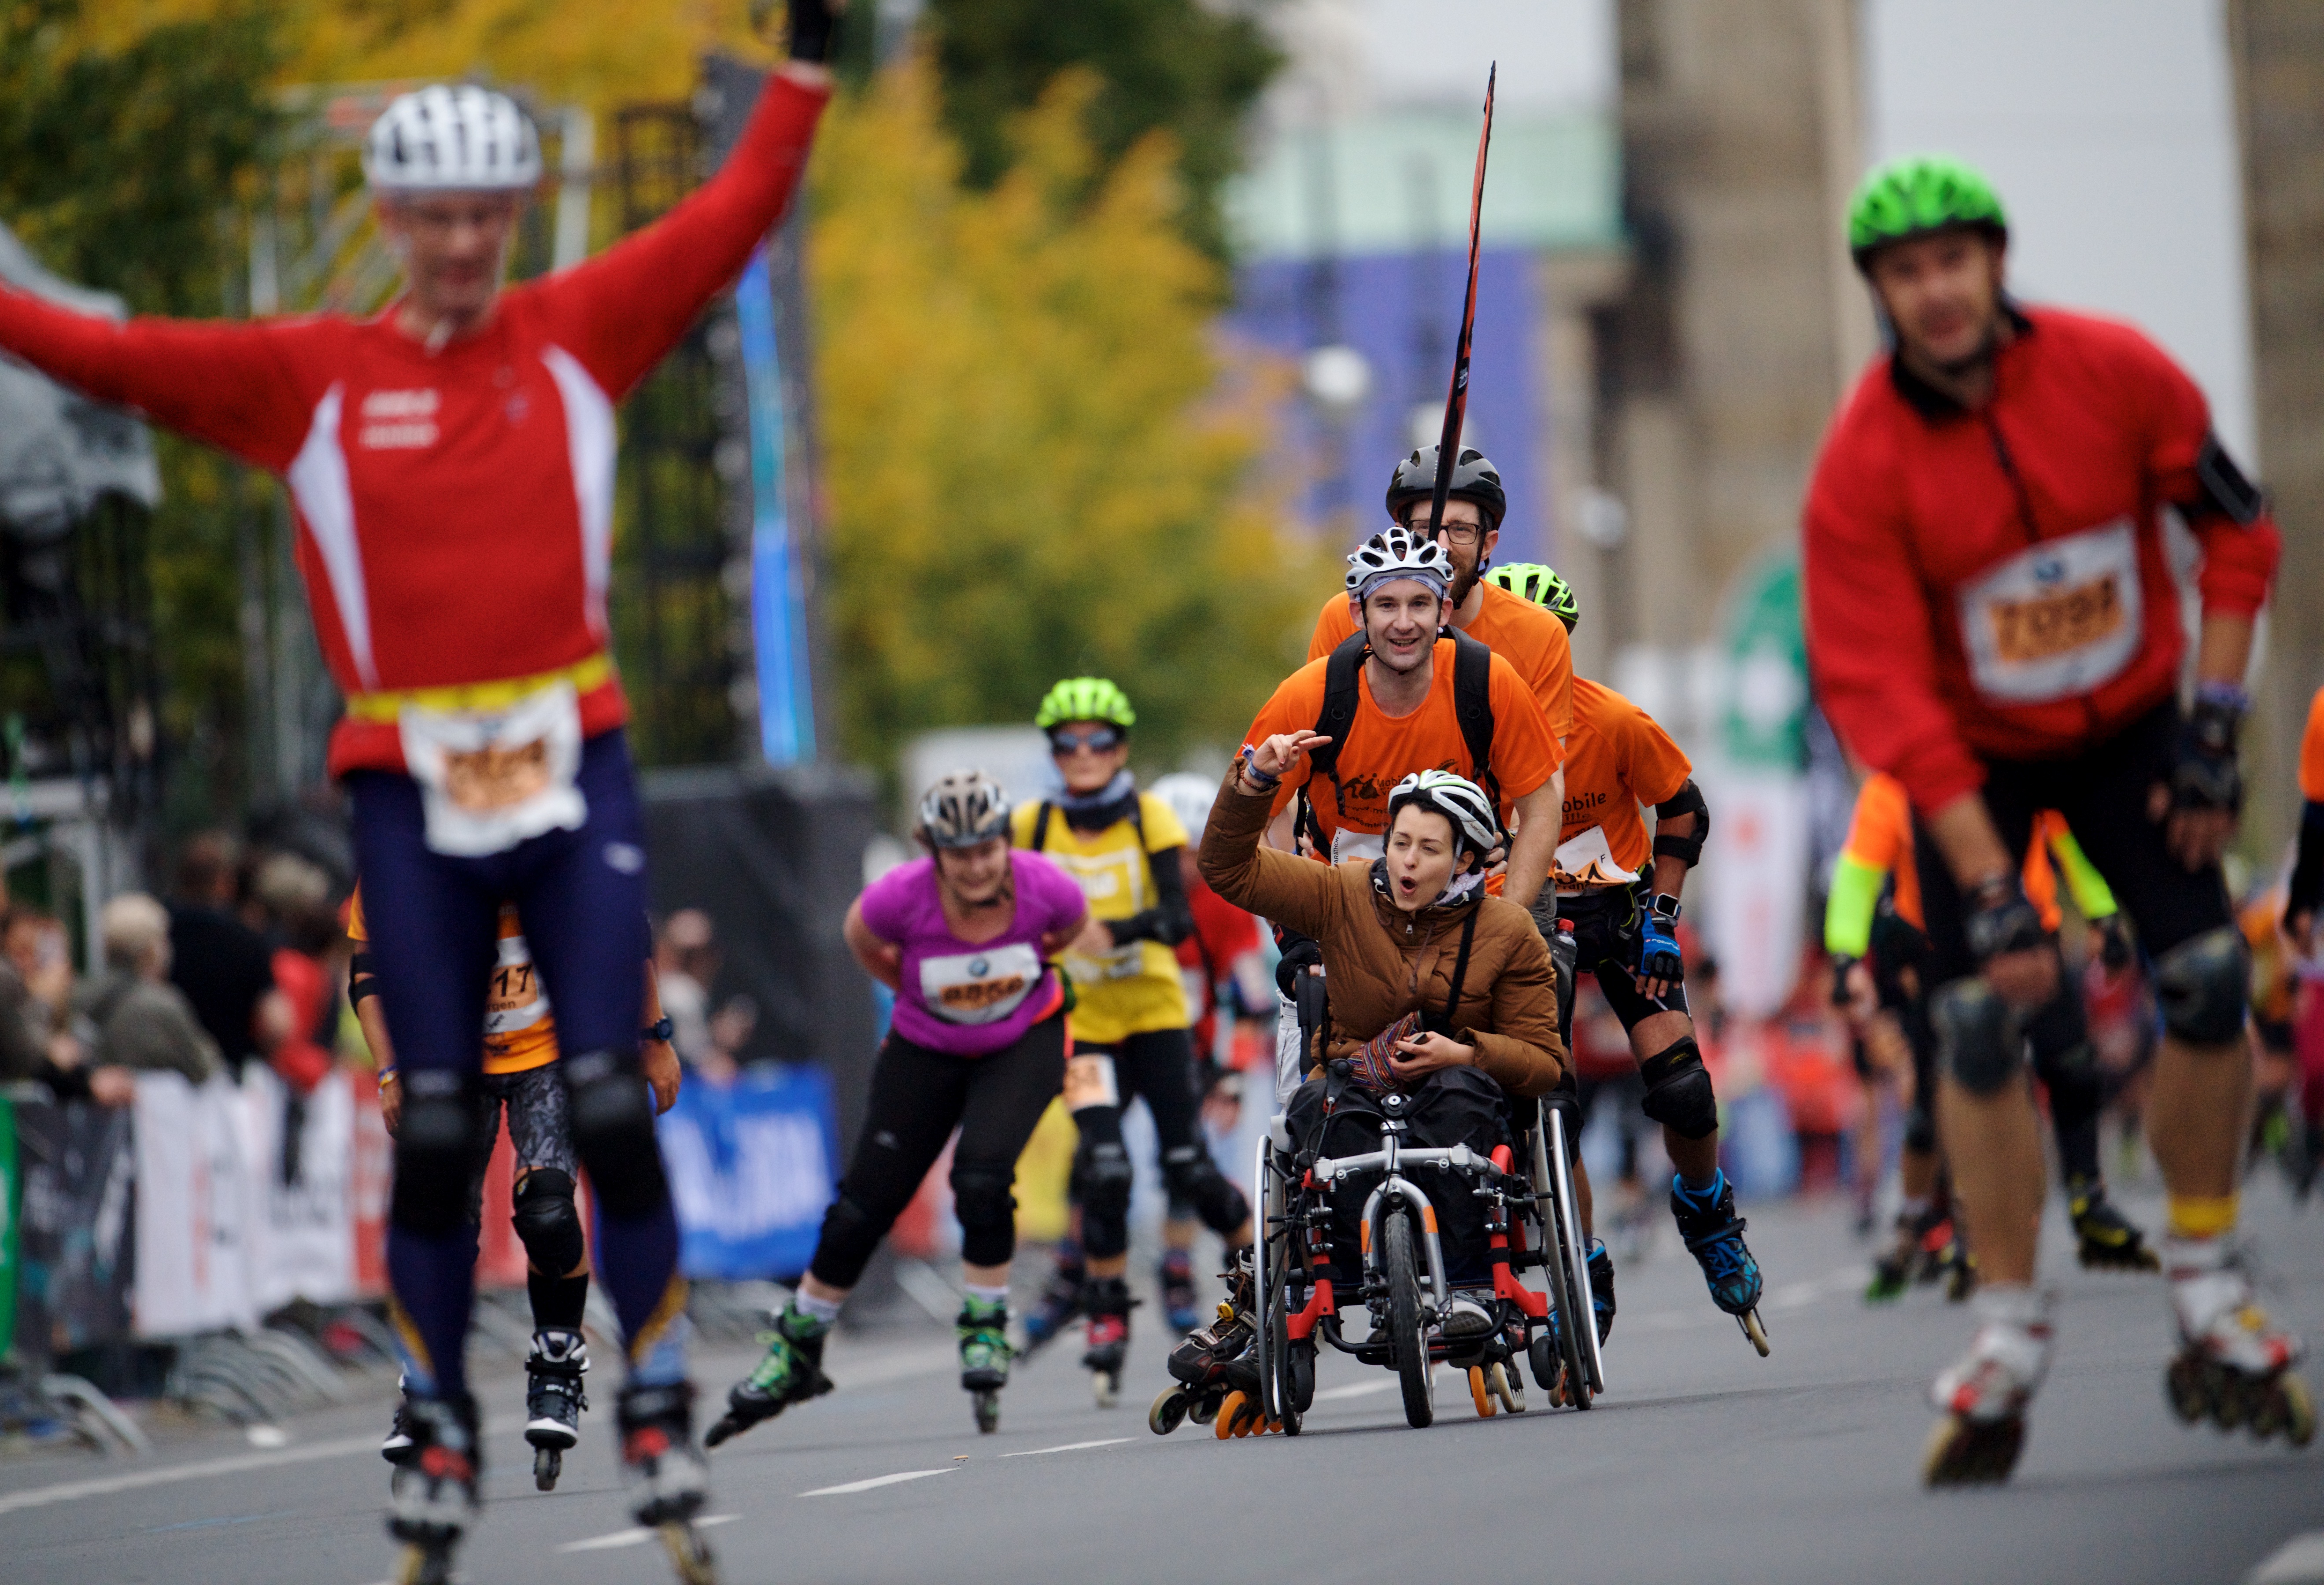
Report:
641,1015,675,1044
1238,745,1281,789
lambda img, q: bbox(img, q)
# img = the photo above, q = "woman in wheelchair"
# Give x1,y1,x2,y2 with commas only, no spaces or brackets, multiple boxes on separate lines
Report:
1200,736,1566,1338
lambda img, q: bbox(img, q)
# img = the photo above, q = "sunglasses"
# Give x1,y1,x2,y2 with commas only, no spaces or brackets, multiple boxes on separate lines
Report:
1049,726,1124,756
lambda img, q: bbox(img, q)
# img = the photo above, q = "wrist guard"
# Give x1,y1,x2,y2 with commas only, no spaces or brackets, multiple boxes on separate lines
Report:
2172,689,2245,814
1962,875,2044,964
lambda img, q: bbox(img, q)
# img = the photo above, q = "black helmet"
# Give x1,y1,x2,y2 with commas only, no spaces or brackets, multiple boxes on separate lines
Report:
1385,445,1507,532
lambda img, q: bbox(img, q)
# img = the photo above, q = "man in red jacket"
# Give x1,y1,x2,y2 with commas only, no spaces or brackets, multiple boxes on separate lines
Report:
1804,155,2309,1485
0,4,841,1572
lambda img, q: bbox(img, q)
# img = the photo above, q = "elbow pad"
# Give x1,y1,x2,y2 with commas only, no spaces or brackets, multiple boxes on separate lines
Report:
1652,779,1708,866
348,951,377,1007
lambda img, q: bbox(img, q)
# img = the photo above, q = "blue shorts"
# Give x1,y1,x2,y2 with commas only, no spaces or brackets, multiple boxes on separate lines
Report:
349,728,653,1080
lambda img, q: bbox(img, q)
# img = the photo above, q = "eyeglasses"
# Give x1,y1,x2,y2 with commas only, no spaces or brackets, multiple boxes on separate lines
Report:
1407,518,1485,546
1049,726,1124,756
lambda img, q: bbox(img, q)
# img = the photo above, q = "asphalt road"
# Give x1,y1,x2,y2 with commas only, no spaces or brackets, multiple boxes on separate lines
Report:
6,1175,2321,1585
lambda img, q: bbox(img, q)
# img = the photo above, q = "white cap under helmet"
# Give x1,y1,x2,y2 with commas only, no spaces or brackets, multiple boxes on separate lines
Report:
363,85,543,194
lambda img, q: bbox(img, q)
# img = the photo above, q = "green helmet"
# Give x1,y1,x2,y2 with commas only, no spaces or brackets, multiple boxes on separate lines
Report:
1847,154,2008,269
1485,561,1579,632
1035,676,1136,731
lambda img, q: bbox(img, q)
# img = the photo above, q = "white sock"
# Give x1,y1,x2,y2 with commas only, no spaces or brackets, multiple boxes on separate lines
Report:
964,1283,1010,1308
793,1289,844,1325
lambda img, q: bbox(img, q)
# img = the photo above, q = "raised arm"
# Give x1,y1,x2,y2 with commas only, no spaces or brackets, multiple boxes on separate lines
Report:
1198,736,1342,942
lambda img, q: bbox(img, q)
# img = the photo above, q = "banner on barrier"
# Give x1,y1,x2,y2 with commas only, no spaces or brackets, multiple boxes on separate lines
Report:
238,1066,358,1316
133,1074,257,1338
657,1066,837,1282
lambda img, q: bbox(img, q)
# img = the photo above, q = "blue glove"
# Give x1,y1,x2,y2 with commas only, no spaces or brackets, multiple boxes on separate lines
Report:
1639,896,1684,986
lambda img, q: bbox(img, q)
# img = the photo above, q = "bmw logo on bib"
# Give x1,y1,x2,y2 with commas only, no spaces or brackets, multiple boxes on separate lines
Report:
969,958,988,977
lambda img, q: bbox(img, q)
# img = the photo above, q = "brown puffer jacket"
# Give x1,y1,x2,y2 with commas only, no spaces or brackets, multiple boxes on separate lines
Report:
1197,765,1565,1098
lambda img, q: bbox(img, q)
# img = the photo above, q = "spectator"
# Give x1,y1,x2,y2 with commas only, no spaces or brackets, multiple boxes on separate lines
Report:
655,908,719,1069
167,831,288,1080
2,902,74,1035
72,894,220,1087
697,994,756,1087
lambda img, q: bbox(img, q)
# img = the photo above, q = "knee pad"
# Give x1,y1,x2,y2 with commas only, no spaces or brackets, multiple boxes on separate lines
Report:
812,1193,887,1289
1076,1140,1135,1220
389,1071,483,1237
1638,1036,1718,1141
1931,978,2024,1096
949,1164,1019,1269
560,1050,669,1219
511,1168,585,1277
1161,1144,1250,1235
2154,925,2250,1046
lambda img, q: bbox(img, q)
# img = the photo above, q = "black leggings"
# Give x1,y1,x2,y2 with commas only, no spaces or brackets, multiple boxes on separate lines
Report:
807,1013,1067,1289
1071,1026,1251,1259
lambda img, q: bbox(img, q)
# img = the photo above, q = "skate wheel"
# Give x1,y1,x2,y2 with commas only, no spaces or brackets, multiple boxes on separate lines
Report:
1468,1366,1496,1419
1741,1310,1770,1357
1215,1391,1246,1440
2280,1374,2318,1449
396,1540,454,1585
2165,1355,2208,1424
1187,1390,1220,1426
702,1415,740,1450
1149,1387,1190,1437
974,1389,1001,1435
534,1445,562,1491
1489,1361,1524,1415
1921,1412,2025,1487
658,1520,720,1585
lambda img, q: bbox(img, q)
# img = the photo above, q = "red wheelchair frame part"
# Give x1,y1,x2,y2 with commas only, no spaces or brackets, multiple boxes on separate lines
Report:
1487,1144,1548,1319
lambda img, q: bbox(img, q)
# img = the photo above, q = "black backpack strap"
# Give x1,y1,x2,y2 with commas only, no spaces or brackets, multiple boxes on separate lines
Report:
1030,801,1053,852
1429,906,1483,1035
1299,631,1370,857
1448,628,1497,805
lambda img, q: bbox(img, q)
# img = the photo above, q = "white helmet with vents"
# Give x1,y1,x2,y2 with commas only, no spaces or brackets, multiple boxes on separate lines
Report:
363,85,543,194
1387,769,1502,860
916,770,1013,850
1344,525,1451,604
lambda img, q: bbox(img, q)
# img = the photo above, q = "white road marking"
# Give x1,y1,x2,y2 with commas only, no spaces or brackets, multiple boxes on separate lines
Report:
556,1515,737,1552
0,1433,381,1517
999,1438,1131,1457
2247,1531,2324,1585
800,1468,957,1497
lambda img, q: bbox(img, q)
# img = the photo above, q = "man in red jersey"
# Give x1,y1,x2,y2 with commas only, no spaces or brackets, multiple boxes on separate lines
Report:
0,5,842,1572
1803,154,2309,1485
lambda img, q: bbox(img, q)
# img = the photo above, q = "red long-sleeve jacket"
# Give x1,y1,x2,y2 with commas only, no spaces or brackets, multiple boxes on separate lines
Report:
0,76,829,776
1802,306,2279,813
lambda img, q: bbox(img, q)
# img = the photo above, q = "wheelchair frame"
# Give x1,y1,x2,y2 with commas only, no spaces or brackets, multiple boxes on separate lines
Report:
1251,1087,1607,1431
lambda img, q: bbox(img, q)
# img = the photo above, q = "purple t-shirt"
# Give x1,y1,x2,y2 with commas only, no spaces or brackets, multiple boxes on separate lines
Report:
860,850,1087,1055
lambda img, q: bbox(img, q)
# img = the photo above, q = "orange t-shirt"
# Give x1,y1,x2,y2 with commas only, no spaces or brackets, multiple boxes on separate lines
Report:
1553,677,1692,890
1243,638,1563,863
1308,579,1576,741
1840,774,2066,933
2302,685,2324,802
346,884,559,1076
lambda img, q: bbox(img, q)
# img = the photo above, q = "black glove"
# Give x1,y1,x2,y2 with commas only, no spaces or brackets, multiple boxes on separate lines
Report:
1962,875,2045,965
2095,913,2134,972
2171,690,2245,814
787,0,839,63
1274,931,1323,1002
1830,954,1859,1007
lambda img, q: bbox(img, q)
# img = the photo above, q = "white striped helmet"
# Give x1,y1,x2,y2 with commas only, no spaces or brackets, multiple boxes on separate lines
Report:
1344,525,1451,601
916,770,1013,850
363,85,543,194
1387,769,1502,860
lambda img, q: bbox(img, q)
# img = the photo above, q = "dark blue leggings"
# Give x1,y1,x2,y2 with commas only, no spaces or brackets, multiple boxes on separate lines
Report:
351,729,683,1397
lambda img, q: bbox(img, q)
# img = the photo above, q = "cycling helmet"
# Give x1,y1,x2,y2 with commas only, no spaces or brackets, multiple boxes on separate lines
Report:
1149,772,1219,844
1387,770,1502,862
1345,526,1452,603
1034,677,1136,731
363,85,543,194
916,770,1013,849
1847,155,2007,269
1485,561,1579,632
1384,445,1507,533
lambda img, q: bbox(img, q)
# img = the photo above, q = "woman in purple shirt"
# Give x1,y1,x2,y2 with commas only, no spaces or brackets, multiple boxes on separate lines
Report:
708,771,1089,1440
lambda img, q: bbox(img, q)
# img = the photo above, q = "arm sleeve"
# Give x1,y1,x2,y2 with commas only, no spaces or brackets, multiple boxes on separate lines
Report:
1537,616,1576,741
2045,826,2118,921
0,291,315,470
534,74,830,401
1109,845,1195,947
1622,704,1692,808
2135,332,2280,619
1197,769,1341,941
1803,437,1988,811
1825,855,1884,958
1486,656,1564,799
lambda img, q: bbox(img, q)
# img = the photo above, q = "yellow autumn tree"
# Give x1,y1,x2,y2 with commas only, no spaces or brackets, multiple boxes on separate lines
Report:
809,57,1331,771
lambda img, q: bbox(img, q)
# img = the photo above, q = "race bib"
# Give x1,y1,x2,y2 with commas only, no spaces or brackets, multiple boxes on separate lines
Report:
1552,824,1640,898
1063,1051,1120,1110
1956,520,2142,705
483,927,551,1038
1330,827,1386,867
399,681,587,857
919,942,1042,1026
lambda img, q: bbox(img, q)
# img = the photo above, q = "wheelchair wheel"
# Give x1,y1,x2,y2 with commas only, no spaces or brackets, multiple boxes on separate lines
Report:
1385,1207,1434,1429
1268,1275,1309,1437
1531,1107,1593,1411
